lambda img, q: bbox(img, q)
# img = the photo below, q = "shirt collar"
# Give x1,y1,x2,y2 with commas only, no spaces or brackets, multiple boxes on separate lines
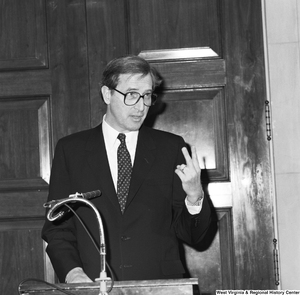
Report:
102,115,139,149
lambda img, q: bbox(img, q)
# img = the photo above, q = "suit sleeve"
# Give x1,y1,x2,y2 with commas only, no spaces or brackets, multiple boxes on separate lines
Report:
172,137,212,245
41,140,83,282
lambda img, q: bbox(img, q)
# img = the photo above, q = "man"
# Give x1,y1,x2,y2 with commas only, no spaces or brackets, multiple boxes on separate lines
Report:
42,55,211,283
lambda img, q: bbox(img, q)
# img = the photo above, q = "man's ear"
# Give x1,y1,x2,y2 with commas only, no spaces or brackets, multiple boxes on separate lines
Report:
101,86,111,104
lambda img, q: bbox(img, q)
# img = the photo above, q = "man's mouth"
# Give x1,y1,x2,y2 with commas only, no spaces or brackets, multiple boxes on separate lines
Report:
131,115,143,121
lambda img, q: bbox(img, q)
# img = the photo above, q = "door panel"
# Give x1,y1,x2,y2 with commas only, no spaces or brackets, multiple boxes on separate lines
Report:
128,0,221,54
145,54,228,181
0,0,48,71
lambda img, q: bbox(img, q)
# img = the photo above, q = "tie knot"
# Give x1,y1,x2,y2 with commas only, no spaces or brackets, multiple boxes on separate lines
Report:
117,133,126,144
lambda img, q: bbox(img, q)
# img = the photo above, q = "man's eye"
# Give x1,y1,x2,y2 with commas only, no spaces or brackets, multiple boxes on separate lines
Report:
127,92,139,99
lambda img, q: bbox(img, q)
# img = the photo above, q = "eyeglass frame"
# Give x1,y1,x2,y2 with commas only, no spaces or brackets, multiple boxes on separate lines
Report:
111,88,157,107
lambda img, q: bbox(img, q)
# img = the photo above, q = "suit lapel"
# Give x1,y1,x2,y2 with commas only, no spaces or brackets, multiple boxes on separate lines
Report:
85,125,157,213
126,126,156,208
85,125,120,211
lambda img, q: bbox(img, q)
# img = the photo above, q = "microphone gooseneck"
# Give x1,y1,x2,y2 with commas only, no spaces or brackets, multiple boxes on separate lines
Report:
43,190,110,295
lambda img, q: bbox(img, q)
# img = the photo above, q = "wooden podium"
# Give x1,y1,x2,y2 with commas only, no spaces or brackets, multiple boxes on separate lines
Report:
19,278,199,295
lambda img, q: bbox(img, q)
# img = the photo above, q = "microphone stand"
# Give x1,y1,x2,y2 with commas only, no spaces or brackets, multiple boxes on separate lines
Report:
44,193,110,295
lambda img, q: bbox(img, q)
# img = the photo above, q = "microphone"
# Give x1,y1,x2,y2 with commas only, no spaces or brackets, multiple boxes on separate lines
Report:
43,190,102,209
80,190,101,200
43,190,102,221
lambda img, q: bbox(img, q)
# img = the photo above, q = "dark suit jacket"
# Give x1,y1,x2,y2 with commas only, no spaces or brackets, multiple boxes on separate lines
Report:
42,124,211,282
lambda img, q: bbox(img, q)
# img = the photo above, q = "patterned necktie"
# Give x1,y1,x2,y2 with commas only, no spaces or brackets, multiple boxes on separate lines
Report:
117,133,132,213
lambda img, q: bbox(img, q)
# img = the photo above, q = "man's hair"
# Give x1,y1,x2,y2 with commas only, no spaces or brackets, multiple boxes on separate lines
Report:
101,55,162,90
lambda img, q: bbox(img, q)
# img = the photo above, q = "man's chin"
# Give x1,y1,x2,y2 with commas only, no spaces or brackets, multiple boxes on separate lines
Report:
128,120,144,131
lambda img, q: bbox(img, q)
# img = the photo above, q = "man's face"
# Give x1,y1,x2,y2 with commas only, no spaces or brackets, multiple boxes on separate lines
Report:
102,73,153,133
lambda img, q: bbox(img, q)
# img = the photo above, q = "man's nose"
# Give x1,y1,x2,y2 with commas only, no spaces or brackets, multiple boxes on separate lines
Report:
134,97,145,111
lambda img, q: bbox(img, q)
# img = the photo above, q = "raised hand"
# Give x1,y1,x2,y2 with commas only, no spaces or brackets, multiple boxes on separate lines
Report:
175,146,203,203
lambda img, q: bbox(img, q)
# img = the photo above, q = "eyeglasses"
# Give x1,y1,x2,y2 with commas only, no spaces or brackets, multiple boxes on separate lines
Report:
112,88,157,107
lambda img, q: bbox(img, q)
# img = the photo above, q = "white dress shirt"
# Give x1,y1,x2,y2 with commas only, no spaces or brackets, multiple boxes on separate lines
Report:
102,115,138,191
102,115,202,214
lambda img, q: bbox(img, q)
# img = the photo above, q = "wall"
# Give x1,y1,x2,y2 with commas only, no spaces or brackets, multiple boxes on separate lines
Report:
263,0,300,289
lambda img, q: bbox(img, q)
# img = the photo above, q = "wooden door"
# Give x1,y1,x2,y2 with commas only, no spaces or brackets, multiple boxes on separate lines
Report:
0,1,90,293
0,0,276,294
